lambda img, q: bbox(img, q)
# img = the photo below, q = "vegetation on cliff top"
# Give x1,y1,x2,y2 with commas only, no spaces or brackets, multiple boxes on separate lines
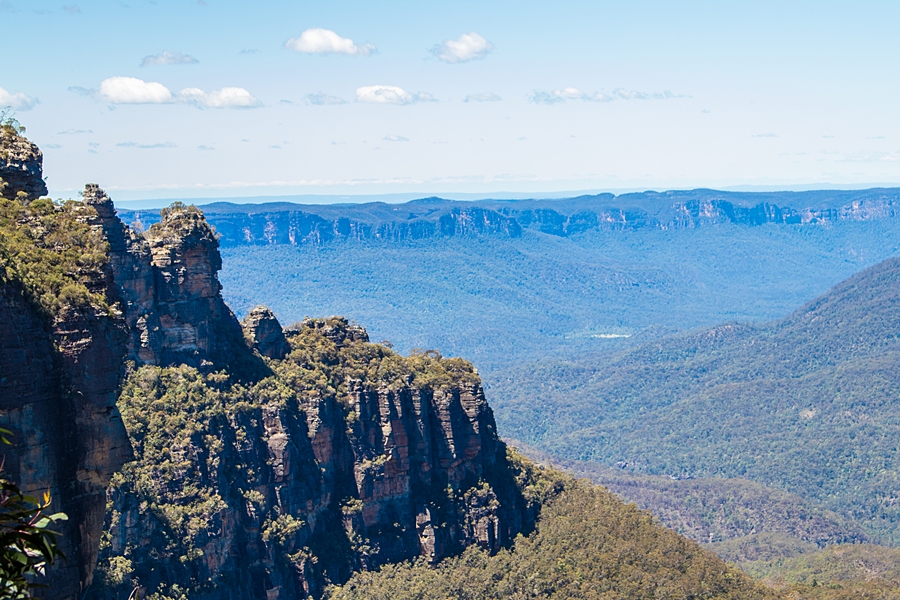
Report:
96,317,494,598
0,196,109,319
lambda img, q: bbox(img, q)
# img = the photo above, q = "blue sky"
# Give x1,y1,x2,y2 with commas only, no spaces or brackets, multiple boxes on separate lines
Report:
2,0,900,201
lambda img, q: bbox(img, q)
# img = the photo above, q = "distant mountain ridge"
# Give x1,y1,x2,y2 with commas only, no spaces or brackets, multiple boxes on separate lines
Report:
118,187,900,246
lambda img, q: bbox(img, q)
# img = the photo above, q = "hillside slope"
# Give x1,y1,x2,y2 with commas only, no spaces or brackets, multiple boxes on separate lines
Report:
495,257,900,542
327,477,777,600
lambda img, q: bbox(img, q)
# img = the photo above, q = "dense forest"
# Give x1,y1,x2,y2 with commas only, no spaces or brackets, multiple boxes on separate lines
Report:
215,219,900,372
492,257,900,545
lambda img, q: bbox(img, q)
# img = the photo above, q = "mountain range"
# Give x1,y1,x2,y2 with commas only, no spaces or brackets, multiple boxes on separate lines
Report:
5,125,900,598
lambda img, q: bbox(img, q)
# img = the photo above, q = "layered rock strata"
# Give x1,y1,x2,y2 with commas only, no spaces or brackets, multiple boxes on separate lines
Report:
0,123,48,200
83,188,260,374
242,306,290,359
3,178,535,599
0,213,131,598
98,317,535,599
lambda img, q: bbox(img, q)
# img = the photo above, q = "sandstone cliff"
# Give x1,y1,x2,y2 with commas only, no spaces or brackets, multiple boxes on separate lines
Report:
83,188,260,375
119,188,900,248
0,122,48,201
96,314,536,599
0,188,131,599
1,163,537,599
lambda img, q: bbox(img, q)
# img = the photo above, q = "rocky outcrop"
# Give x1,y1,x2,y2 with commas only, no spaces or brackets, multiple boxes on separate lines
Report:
242,306,290,359
0,239,131,598
0,180,269,599
2,180,535,599
84,188,262,375
0,124,48,200
96,316,536,599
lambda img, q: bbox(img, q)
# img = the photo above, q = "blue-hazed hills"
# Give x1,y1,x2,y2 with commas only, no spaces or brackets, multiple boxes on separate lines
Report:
119,188,900,246
491,256,900,543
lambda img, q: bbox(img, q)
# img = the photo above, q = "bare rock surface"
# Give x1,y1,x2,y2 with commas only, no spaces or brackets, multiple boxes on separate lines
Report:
242,305,290,359
0,124,48,200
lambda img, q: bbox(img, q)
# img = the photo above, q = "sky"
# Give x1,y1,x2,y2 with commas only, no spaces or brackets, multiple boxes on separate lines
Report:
2,0,900,202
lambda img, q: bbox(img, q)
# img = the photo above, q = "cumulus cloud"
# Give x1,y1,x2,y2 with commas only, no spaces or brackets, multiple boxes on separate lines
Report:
141,51,199,67
383,135,409,142
116,141,177,149
93,77,260,108
431,32,493,63
356,85,435,105
464,92,501,102
179,87,261,108
529,87,680,104
0,86,38,110
285,28,375,56
305,92,346,105
99,76,173,103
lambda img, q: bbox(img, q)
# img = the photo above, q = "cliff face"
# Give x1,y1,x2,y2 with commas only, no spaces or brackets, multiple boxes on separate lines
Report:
0,124,48,200
0,180,533,599
0,199,131,599
119,188,900,247
84,188,261,375
96,316,535,599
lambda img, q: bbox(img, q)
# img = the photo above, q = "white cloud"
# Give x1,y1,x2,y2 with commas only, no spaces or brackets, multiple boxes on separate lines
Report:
285,28,375,56
141,51,199,67
464,92,501,102
431,32,494,63
99,76,173,104
95,77,259,108
305,93,346,105
179,87,261,108
529,87,681,104
0,86,38,110
383,135,409,142
356,85,435,105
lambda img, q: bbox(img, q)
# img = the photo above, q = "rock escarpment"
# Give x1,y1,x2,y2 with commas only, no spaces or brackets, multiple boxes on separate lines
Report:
84,188,258,373
0,195,131,599
0,122,48,200
119,188,900,247
96,317,536,599
1,180,264,599
2,176,536,599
